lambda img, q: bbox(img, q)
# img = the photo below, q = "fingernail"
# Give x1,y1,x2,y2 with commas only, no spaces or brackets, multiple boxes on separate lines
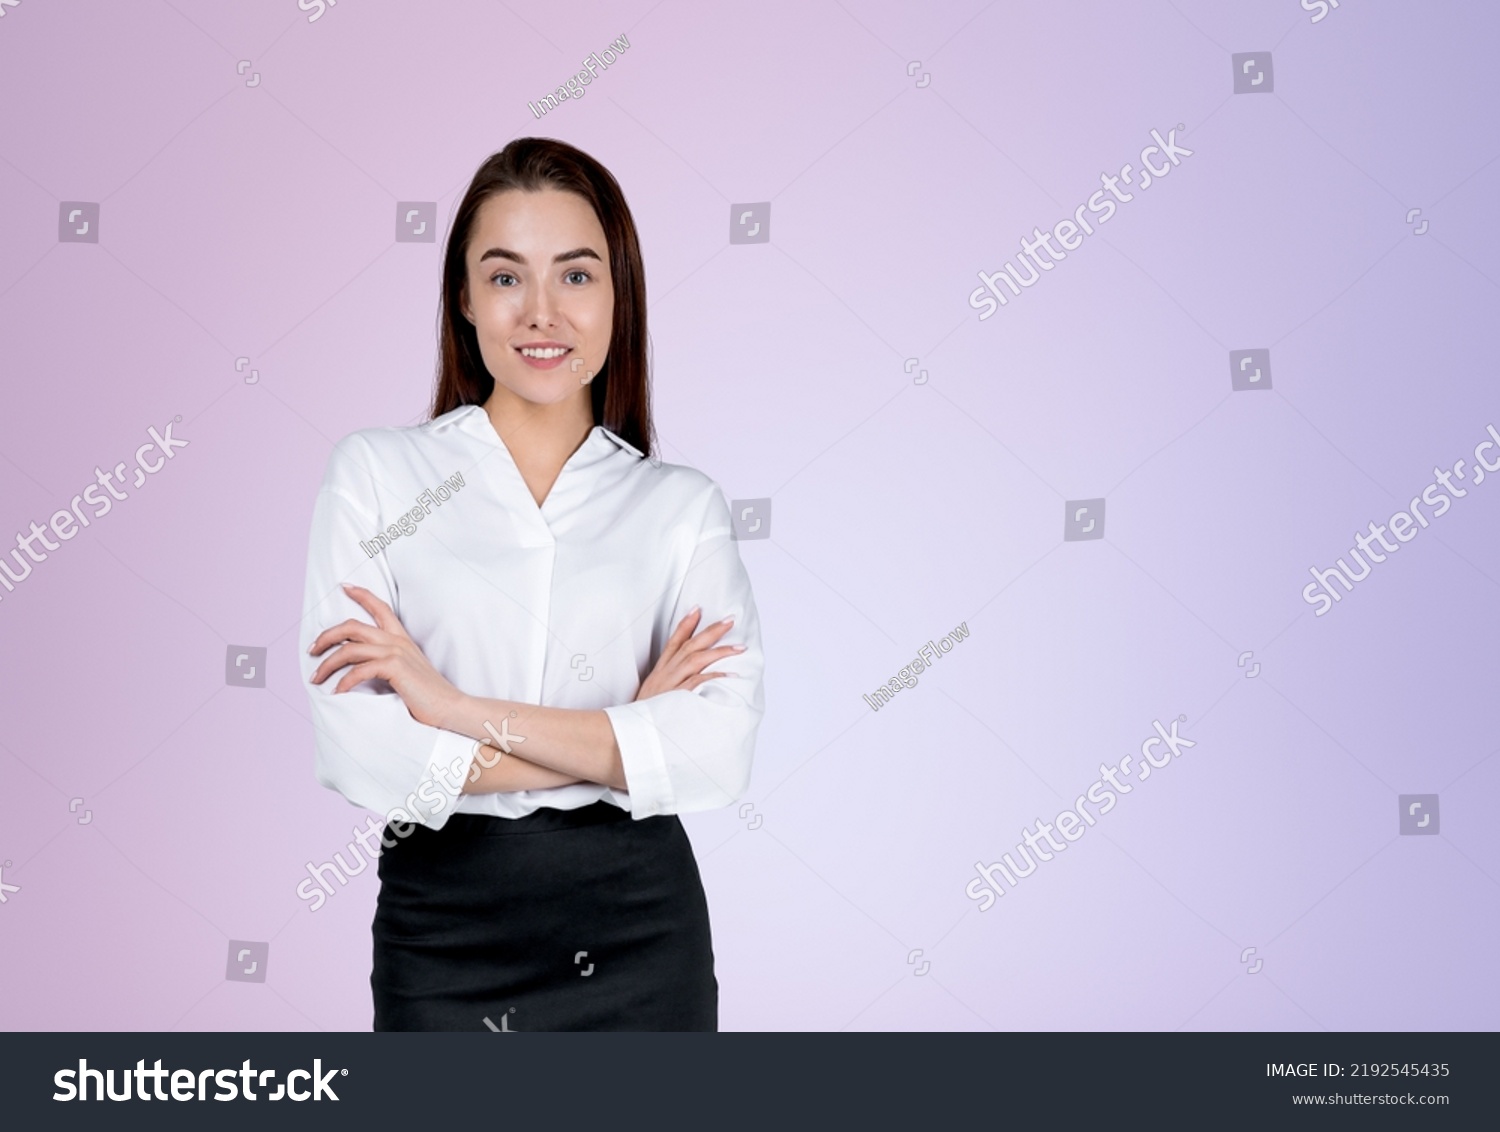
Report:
731,644,746,652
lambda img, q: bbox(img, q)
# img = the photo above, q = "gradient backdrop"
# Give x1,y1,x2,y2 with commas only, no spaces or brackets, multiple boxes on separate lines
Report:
1,0,1497,1031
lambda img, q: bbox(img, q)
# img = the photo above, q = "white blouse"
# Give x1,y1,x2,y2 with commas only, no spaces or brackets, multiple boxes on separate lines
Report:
298,403,765,827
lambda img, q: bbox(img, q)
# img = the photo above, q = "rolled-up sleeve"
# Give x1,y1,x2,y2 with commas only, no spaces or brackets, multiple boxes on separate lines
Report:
299,438,477,830
603,484,766,819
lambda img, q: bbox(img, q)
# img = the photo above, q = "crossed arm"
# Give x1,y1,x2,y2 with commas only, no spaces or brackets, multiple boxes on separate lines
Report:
308,583,742,796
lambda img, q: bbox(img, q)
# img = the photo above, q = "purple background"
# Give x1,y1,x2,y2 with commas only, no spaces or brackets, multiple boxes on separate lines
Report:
1,0,1497,1031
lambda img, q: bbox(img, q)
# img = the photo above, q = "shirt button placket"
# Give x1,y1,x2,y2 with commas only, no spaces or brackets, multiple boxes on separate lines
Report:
519,510,556,706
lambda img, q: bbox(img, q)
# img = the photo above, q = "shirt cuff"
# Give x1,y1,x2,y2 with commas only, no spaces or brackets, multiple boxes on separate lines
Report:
410,727,482,830
603,700,676,819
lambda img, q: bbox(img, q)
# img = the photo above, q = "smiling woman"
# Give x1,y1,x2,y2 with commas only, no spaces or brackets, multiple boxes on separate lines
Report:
298,138,766,1033
455,189,616,463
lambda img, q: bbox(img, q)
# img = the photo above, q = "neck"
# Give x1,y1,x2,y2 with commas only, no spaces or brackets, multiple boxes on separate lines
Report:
481,388,595,472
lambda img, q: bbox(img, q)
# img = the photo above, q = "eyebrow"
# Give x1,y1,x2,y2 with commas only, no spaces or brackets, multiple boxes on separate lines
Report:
477,246,603,266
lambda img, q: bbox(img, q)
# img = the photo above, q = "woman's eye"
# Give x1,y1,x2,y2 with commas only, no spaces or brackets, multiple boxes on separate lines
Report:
491,273,516,286
565,270,591,284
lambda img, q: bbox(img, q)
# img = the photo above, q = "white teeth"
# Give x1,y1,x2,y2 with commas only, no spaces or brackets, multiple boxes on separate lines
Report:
520,346,569,358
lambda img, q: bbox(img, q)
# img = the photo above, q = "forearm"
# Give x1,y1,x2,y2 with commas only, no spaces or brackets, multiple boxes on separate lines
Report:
446,695,627,792
462,748,586,795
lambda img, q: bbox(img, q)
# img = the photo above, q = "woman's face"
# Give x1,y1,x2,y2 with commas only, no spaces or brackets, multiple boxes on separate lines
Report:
461,187,614,413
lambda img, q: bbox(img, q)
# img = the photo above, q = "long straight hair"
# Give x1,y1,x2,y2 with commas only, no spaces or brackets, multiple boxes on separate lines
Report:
430,138,655,459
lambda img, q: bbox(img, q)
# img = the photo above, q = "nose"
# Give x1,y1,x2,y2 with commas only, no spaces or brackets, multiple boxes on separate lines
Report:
523,281,559,329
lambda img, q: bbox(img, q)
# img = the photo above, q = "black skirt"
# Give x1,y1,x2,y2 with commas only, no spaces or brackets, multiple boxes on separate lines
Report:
371,801,718,1032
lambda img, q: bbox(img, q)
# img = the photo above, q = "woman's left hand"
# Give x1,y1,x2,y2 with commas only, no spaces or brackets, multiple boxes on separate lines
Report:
309,583,466,729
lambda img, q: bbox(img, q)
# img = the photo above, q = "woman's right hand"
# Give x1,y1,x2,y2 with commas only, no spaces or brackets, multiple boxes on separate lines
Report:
634,607,746,701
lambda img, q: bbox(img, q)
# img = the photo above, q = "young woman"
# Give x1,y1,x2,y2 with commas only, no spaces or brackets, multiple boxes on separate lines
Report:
298,137,766,1032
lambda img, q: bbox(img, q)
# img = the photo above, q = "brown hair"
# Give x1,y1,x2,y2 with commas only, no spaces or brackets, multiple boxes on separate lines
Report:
430,137,655,459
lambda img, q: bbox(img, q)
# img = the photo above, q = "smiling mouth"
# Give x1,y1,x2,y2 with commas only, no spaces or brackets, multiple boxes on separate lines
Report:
514,345,574,370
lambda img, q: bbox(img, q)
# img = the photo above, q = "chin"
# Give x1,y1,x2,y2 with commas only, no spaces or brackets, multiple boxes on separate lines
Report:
496,377,577,407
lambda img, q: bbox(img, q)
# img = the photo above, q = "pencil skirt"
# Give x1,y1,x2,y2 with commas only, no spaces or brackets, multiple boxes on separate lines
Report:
370,801,718,1032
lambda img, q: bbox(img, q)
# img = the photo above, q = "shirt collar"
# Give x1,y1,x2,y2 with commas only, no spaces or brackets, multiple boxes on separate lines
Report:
444,403,643,461
595,424,644,459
